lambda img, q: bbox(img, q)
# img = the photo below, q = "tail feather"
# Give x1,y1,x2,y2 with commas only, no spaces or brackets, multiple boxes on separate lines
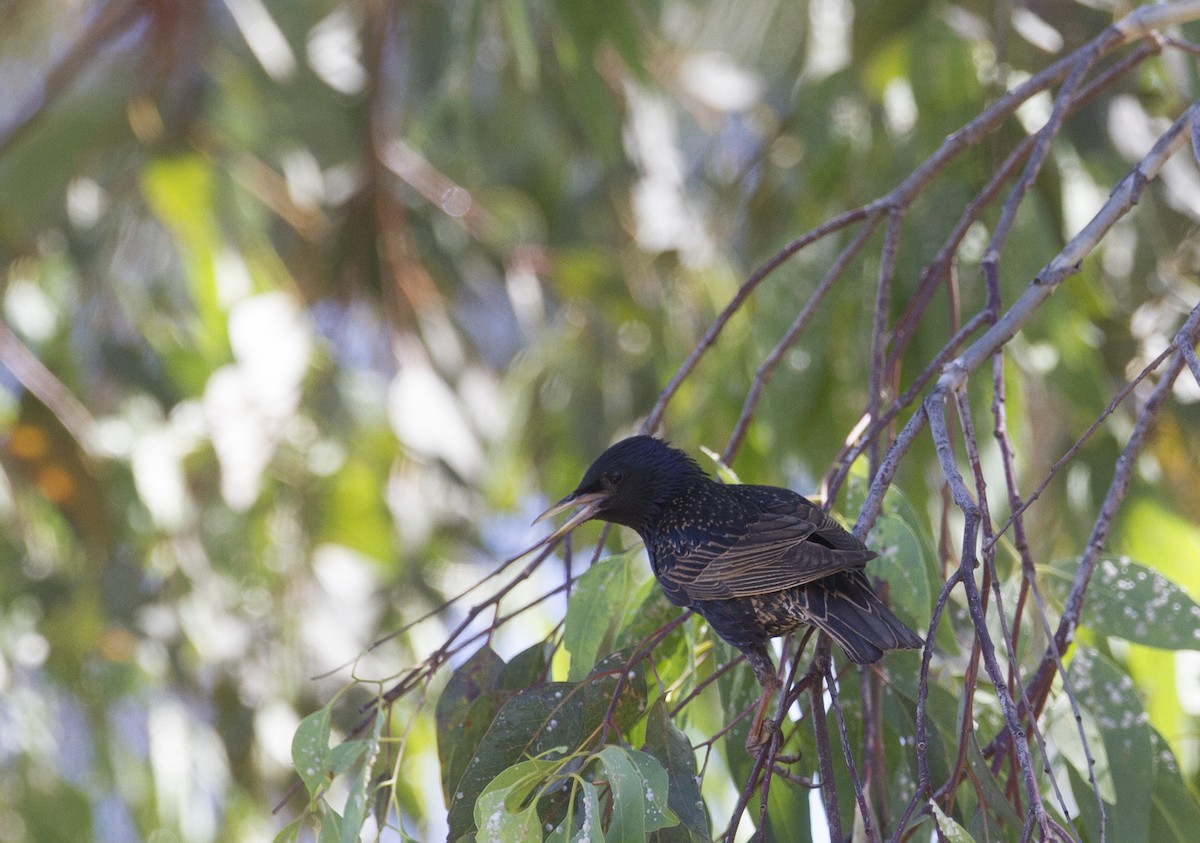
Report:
800,571,923,665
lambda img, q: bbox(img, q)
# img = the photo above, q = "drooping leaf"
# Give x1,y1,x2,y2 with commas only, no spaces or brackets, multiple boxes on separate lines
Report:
318,807,342,843
1149,730,1200,842
642,700,709,840
1044,693,1114,803
930,801,975,842
473,758,560,843
548,779,606,843
447,655,648,839
869,511,933,629
340,706,384,843
565,550,638,681
292,704,334,800
964,731,1024,828
1068,647,1153,843
597,745,677,841
438,645,506,799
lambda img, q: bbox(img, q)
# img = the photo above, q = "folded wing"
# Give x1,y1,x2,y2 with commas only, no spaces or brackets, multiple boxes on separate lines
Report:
660,487,876,601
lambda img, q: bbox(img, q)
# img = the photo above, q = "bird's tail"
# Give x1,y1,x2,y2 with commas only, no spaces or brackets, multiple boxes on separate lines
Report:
800,571,923,665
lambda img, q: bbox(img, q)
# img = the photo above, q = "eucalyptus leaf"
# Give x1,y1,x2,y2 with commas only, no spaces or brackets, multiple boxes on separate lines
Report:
1078,556,1200,650
565,551,638,681
930,801,975,842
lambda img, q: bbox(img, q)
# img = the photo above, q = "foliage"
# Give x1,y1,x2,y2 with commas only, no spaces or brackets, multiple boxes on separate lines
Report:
3,1,1200,842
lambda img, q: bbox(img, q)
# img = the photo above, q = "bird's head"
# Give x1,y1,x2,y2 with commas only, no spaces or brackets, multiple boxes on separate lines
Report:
533,436,704,542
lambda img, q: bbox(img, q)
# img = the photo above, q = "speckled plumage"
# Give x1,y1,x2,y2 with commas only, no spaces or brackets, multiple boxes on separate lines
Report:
549,436,922,688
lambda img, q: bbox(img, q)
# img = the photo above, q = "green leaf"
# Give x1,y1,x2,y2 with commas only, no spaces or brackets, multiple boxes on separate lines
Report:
340,707,384,843
499,641,555,690
565,551,637,681
272,816,303,843
1068,647,1153,843
328,740,369,776
474,758,560,843
868,512,933,629
1077,556,1200,650
613,574,682,652
642,700,709,840
318,807,342,843
1044,693,1114,802
548,780,606,843
443,642,554,814
1149,730,1200,842
438,645,506,800
621,747,678,831
597,746,672,842
292,704,334,799
446,657,647,839
290,699,382,840
930,801,975,842
964,731,1024,828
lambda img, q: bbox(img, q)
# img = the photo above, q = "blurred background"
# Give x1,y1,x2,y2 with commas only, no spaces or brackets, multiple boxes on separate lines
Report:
2,0,1200,840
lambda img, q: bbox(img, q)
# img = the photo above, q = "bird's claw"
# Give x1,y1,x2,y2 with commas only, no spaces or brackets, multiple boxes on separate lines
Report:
745,718,779,755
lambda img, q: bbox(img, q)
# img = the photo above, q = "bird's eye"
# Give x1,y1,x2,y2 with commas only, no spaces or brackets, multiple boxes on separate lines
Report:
602,470,623,487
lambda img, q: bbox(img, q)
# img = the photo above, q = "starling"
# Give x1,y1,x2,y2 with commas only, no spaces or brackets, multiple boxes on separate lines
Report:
535,435,922,750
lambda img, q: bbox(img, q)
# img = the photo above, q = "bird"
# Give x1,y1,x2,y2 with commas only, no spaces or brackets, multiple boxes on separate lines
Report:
535,435,922,751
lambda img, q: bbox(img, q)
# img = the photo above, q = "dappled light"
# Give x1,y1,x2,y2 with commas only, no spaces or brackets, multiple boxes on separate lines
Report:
3,1,1200,842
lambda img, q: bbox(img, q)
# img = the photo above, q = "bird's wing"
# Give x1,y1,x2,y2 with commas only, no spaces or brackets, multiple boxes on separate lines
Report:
659,493,875,601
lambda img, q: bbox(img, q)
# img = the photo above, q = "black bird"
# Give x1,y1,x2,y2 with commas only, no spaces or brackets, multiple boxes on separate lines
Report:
535,435,922,750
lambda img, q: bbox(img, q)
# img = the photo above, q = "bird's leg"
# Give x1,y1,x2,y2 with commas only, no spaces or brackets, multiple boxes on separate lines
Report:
744,648,782,754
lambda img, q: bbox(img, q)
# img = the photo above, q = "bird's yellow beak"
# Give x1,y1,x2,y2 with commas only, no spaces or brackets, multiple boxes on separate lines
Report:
531,490,608,548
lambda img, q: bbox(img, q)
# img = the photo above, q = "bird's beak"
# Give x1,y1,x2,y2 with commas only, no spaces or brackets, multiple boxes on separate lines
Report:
531,490,608,548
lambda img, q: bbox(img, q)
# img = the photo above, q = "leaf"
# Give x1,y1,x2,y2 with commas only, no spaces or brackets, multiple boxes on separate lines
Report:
499,641,554,690
473,758,559,843
613,575,682,653
340,706,384,843
438,645,506,799
868,511,933,629
597,746,678,841
642,700,709,840
964,731,1024,828
292,704,334,799
328,740,370,776
291,700,383,841
1149,730,1200,842
565,551,636,681
548,780,606,843
622,748,678,831
318,808,342,843
446,657,648,839
443,642,554,812
272,817,303,843
1077,556,1200,650
930,801,975,842
1044,693,1114,802
1067,647,1153,843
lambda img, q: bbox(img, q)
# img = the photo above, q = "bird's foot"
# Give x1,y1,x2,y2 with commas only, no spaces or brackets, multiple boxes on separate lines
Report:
745,717,779,755
745,674,782,755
